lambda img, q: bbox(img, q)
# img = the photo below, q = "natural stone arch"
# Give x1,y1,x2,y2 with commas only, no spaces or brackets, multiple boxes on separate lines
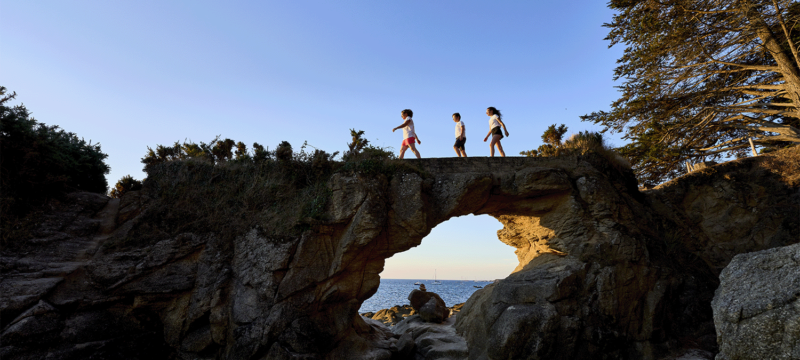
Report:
5,151,797,359
267,156,663,359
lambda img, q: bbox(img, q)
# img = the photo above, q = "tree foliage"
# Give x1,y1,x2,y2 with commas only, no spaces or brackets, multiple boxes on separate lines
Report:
583,0,800,184
343,129,395,161
109,175,143,199
1,86,110,245
520,124,569,157
521,125,632,172
0,86,110,204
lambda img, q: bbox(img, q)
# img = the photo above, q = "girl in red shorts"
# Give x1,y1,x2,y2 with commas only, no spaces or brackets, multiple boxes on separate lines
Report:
392,109,422,159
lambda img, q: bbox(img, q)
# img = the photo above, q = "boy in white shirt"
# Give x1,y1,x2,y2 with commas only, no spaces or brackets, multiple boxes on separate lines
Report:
452,113,467,157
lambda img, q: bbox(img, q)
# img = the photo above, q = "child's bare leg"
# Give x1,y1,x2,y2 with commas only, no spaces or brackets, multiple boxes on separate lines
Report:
495,138,506,157
399,144,409,159
489,136,499,157
461,149,467,157
454,146,462,157
409,143,421,159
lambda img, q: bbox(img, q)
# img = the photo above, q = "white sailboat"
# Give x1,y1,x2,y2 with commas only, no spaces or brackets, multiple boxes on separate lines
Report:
432,269,442,285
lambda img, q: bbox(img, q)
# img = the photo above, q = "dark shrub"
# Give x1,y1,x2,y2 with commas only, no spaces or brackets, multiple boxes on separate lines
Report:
109,175,143,199
1,86,110,245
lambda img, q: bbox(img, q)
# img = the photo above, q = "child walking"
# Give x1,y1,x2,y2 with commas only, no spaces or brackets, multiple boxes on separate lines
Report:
452,113,467,157
392,109,421,159
483,106,509,157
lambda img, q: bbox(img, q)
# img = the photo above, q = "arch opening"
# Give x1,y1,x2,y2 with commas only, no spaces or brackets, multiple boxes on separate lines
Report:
359,214,516,315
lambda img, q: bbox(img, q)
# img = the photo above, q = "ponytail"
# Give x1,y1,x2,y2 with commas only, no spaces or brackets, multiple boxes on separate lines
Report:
487,107,502,119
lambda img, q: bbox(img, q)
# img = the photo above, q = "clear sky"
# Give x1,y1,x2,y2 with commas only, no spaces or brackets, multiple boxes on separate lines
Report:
2,1,624,280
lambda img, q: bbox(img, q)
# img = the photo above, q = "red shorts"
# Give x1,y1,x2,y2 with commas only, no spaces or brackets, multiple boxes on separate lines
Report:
402,137,416,147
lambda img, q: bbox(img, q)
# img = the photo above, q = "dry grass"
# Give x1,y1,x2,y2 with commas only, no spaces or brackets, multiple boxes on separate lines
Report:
562,132,632,174
761,145,800,187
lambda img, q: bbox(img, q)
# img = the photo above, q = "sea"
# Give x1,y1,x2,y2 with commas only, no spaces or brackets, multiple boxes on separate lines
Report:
358,279,496,313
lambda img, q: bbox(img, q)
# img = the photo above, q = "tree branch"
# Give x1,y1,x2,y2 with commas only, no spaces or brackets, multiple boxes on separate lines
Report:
773,0,800,66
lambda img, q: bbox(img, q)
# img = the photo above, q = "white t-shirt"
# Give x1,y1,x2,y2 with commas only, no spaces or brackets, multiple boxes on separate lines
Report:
455,120,465,138
402,118,416,139
489,114,501,129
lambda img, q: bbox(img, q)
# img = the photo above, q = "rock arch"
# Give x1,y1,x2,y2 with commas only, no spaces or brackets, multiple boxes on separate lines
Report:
272,156,661,359
1,155,734,360
5,153,797,359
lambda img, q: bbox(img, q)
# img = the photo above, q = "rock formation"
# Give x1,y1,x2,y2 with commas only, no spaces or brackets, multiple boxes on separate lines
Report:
712,242,800,360
362,305,415,327
408,289,448,323
393,315,468,360
1,150,797,359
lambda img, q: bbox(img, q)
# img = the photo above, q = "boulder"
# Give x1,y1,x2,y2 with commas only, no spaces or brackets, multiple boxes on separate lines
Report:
419,297,449,324
392,315,468,360
408,289,448,323
369,305,412,326
712,242,800,360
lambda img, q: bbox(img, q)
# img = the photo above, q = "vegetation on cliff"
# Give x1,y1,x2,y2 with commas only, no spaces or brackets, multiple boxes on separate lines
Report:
0,86,110,246
108,175,143,199
584,0,800,185
520,125,631,173
108,130,423,248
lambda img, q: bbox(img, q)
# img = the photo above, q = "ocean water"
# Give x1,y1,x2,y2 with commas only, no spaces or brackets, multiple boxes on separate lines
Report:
359,279,496,313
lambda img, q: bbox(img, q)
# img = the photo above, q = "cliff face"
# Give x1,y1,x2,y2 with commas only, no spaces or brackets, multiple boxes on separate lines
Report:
1,152,797,359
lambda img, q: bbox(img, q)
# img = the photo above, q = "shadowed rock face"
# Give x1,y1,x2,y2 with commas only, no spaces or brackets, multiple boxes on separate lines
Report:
1,155,797,359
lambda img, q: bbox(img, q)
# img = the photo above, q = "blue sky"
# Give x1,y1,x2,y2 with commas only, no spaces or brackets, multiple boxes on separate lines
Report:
2,1,624,280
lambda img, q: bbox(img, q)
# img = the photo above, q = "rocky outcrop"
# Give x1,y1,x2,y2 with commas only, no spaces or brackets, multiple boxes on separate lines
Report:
363,305,415,326
712,242,800,360
1,151,797,359
646,153,800,274
361,303,466,327
409,289,449,323
392,315,468,360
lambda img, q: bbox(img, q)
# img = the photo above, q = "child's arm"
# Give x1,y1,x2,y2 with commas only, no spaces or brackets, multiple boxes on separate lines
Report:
416,135,421,144
392,120,412,132
460,124,466,139
498,119,510,137
483,129,493,142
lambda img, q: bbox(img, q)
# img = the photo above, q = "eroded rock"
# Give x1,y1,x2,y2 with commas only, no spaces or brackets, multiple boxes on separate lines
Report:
712,242,800,360
392,315,468,360
1,152,797,360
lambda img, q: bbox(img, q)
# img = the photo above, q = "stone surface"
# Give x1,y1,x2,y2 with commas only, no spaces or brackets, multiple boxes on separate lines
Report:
647,155,800,273
368,305,415,327
409,289,449,323
1,153,797,359
419,297,449,324
712,242,800,360
392,315,468,360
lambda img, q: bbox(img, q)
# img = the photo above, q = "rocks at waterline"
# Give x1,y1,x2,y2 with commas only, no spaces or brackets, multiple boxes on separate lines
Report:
362,305,414,326
360,303,465,327
712,242,800,360
409,288,449,323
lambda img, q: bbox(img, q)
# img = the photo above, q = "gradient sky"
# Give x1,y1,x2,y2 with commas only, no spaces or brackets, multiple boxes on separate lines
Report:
2,1,624,280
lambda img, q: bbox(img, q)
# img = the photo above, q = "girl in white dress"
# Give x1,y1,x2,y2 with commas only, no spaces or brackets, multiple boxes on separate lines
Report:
392,109,422,159
483,107,509,157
